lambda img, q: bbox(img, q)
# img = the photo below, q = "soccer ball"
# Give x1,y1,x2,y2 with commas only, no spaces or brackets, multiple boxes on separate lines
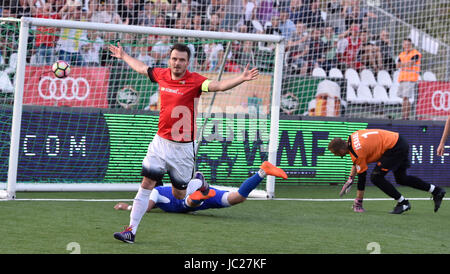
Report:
52,60,71,78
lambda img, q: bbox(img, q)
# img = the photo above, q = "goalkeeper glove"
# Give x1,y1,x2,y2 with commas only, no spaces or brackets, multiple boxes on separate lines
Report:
352,198,365,213
339,176,354,197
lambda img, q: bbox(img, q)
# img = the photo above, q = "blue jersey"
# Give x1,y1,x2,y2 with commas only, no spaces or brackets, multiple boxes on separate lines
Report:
151,186,229,213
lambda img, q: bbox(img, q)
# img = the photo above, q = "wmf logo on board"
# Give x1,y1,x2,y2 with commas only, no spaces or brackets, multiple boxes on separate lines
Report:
38,76,90,101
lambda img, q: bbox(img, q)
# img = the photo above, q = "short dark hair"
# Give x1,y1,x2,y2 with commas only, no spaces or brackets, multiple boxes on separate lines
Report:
170,43,191,60
403,38,412,43
328,137,347,152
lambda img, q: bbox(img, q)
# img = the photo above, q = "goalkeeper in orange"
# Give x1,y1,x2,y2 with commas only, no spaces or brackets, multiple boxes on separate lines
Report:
328,129,445,214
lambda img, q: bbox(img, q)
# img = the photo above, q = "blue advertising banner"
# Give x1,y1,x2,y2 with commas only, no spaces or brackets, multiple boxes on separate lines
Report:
0,107,110,182
0,106,448,186
367,123,449,186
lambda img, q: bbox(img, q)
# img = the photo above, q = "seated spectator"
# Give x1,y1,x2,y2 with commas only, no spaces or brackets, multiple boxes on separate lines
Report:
150,35,171,67
298,0,326,29
1,1,16,18
223,0,244,31
290,0,308,24
192,13,204,31
17,0,32,18
80,31,104,66
343,0,377,31
207,0,226,26
29,0,69,65
153,13,167,28
203,41,224,72
321,25,339,72
90,0,123,66
174,2,191,27
117,0,140,25
279,8,296,40
357,30,382,72
151,0,170,20
305,28,326,73
202,14,225,71
237,40,256,67
336,23,361,70
91,0,123,24
242,0,264,33
286,22,309,75
53,0,66,14
191,14,207,70
208,12,221,32
138,0,155,26
326,0,346,34
0,3,20,66
56,2,89,66
136,36,154,67
256,0,279,26
258,14,281,52
375,29,395,74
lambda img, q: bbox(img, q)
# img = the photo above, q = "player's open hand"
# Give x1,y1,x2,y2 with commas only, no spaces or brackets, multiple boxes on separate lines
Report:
114,202,130,210
109,42,125,59
437,143,445,156
242,63,259,81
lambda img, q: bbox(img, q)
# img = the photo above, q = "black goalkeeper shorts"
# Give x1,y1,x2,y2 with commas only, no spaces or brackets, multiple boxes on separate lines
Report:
375,135,411,173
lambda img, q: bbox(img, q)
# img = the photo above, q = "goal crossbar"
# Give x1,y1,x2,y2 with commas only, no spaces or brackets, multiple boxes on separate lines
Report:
3,17,285,199
25,17,283,43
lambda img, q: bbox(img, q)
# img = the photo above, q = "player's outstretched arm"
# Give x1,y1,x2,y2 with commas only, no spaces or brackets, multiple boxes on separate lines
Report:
207,63,259,92
114,201,155,213
109,42,149,76
437,116,450,156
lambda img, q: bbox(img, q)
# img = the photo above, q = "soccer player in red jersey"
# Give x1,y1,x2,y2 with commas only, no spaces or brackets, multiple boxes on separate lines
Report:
109,42,259,242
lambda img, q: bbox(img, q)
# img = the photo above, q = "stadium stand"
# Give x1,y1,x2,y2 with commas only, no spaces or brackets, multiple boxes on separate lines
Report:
0,0,448,120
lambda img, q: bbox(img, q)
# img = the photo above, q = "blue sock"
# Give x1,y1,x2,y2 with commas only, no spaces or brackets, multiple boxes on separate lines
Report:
238,173,264,198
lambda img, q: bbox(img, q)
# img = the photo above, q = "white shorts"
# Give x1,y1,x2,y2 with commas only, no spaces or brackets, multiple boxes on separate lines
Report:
141,134,197,190
397,81,416,99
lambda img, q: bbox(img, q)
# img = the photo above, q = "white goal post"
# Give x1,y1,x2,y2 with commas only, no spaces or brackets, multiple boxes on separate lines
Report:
1,17,284,200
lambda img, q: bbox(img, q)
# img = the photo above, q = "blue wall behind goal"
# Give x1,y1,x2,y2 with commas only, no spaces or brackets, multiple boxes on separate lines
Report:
0,106,448,186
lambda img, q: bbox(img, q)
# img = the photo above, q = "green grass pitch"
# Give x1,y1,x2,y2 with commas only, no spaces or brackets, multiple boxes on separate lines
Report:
1,185,449,254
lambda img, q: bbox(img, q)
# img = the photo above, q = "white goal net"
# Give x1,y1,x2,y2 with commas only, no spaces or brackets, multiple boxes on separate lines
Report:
0,11,283,198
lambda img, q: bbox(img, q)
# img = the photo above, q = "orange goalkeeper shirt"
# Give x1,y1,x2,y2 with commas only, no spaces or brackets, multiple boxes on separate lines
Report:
348,129,399,174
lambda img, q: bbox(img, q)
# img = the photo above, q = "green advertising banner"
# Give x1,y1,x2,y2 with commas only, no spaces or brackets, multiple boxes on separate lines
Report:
109,68,159,110
280,76,322,115
103,113,367,185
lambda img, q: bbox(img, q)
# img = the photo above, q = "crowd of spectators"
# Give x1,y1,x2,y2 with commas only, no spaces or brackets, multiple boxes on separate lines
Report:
0,0,397,76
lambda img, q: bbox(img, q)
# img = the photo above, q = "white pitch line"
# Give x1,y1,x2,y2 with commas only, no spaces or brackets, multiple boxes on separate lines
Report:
0,198,447,202
0,199,134,202
264,197,448,201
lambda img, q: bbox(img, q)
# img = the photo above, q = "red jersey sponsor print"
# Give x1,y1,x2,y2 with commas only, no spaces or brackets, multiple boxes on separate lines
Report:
148,67,208,142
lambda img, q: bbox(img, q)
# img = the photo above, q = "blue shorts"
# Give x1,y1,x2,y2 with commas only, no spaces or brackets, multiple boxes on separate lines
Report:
190,188,230,212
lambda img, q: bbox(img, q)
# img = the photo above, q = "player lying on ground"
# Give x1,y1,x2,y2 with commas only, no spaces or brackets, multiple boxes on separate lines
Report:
329,129,446,214
113,161,288,243
109,42,259,241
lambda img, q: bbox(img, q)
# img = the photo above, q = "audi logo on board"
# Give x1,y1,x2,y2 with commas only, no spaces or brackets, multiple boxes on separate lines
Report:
431,90,450,112
38,76,90,101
